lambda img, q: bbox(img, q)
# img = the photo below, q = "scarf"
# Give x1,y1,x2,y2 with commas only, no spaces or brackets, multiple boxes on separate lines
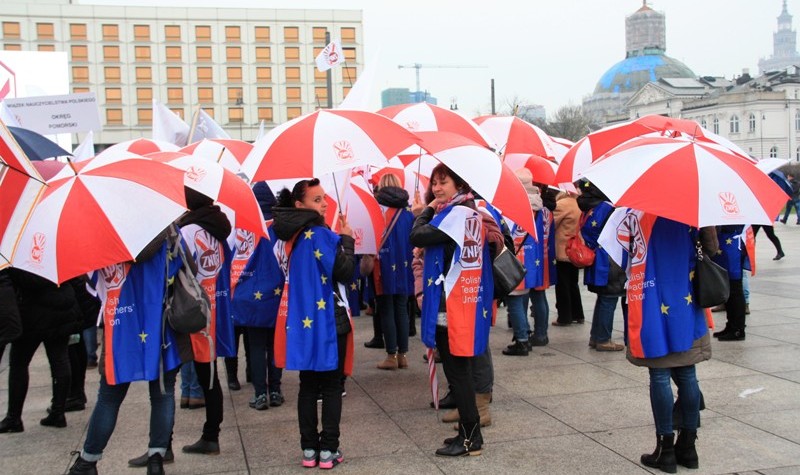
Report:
435,191,474,214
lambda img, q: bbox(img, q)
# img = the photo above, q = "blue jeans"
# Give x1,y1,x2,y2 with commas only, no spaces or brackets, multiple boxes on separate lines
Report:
590,294,625,343
529,289,549,339
377,294,409,354
83,327,98,363
248,326,282,397
82,369,177,461
782,198,799,222
506,294,531,341
180,361,203,399
648,366,700,435
742,271,750,303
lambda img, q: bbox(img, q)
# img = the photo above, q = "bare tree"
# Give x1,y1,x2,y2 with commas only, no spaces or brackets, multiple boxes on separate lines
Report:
541,104,594,142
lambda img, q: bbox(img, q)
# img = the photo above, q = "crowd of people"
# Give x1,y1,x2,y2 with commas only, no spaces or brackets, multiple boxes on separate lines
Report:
0,160,787,474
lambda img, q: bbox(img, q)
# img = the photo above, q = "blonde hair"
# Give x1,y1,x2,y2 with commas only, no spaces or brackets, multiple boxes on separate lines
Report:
378,172,402,189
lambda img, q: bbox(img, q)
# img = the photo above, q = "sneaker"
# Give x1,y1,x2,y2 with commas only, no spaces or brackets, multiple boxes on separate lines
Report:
318,449,343,469
269,391,284,407
302,448,318,468
249,393,269,411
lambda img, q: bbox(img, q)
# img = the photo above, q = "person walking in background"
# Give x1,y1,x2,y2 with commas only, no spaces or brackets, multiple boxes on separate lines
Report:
552,190,585,326
779,172,799,224
272,178,355,469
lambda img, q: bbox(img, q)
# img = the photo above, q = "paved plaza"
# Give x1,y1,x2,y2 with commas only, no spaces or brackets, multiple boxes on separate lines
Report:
1,223,800,474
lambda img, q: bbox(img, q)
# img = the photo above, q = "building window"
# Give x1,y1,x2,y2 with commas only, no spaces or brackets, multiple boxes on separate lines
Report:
71,45,88,61
342,86,352,97
340,27,356,42
795,111,800,131
164,25,181,42
255,47,271,62
770,146,779,158
166,67,182,83
712,117,719,134
134,46,150,61
106,109,123,125
700,118,707,129
202,108,215,118
197,67,213,82
284,26,299,42
197,87,213,103
195,25,211,41
36,23,54,40
286,87,301,102
166,46,182,62
227,87,243,103
254,26,270,42
749,113,756,133
103,45,120,61
72,66,89,82
796,146,800,161
4,45,21,51
167,87,183,104
38,44,55,52
256,67,272,82
105,87,122,104
73,87,89,94
70,23,86,40
314,68,327,82
229,107,244,123
104,66,121,83
258,107,273,122
285,67,301,82
344,48,356,61
312,27,327,42
134,25,150,41
196,46,212,62
729,115,739,134
136,67,152,82
2,22,20,39
285,47,300,62
225,26,241,42
226,46,241,62
227,67,242,82
138,109,153,125
171,108,185,119
314,87,328,103
342,66,357,81
256,87,272,102
102,24,119,41
287,106,302,120
136,88,153,104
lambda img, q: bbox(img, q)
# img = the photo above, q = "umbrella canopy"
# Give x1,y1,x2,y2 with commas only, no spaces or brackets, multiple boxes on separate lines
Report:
341,174,384,254
99,138,180,157
180,138,253,175
148,151,266,238
371,154,437,198
581,136,789,227
416,131,536,237
11,153,187,283
0,123,46,269
555,115,756,186
377,102,494,149
8,126,72,161
503,153,557,186
240,109,421,183
473,115,558,159
549,136,574,163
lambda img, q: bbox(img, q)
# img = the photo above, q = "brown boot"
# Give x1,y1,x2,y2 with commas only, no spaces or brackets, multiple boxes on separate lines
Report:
397,353,408,369
377,353,398,370
476,392,492,427
441,408,459,423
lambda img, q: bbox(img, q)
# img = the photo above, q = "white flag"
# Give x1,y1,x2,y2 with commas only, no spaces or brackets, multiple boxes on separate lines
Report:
189,108,231,143
72,130,95,162
315,40,345,72
255,119,266,142
0,101,20,127
152,100,189,146
339,45,379,110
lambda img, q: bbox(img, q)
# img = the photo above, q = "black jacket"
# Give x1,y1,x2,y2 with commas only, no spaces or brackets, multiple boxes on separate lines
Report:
272,207,355,284
8,269,82,341
0,269,22,344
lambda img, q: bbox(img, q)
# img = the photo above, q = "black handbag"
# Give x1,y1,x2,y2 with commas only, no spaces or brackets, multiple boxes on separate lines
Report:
693,241,730,308
492,247,526,297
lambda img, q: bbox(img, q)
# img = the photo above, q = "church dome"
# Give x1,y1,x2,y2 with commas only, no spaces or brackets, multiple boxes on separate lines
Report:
593,54,696,94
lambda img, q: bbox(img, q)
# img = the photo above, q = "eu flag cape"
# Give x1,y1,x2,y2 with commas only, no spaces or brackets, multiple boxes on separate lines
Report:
421,205,493,357
374,207,414,296
230,227,284,328
581,201,615,287
510,207,556,290
712,225,750,280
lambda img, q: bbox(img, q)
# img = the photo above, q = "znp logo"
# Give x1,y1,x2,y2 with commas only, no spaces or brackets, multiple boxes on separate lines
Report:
234,229,255,260
194,229,221,278
460,215,483,268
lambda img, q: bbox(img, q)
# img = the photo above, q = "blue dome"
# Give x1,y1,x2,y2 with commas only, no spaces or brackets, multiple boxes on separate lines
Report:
594,54,695,94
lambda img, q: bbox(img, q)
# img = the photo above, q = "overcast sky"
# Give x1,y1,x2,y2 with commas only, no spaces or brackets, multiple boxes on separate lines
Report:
86,0,793,118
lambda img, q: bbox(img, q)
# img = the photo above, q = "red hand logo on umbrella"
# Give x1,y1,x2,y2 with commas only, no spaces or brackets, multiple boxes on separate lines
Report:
719,192,740,216
333,140,355,164
30,232,46,264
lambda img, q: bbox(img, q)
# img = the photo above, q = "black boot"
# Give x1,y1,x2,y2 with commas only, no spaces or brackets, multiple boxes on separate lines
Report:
712,327,731,338
40,412,67,428
0,416,23,433
431,389,457,409
67,453,98,475
675,430,699,469
129,447,175,467
717,329,745,341
502,340,529,356
146,453,165,475
224,357,241,390
640,433,677,473
435,423,483,457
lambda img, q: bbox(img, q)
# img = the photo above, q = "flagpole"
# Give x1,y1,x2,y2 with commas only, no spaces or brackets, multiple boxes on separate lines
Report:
187,106,201,143
325,32,333,109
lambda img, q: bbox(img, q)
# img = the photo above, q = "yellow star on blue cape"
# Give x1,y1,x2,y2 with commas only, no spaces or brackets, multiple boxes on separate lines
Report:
316,298,326,310
661,303,670,315
139,332,148,343
321,274,328,285
304,229,314,239
314,248,323,260
684,293,693,305
274,287,282,296
253,291,263,300
302,316,313,328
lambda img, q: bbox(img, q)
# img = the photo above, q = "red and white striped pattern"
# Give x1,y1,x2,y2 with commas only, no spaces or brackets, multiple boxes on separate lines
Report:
99,138,180,157
180,138,253,175
473,115,558,159
427,348,439,411
378,102,494,149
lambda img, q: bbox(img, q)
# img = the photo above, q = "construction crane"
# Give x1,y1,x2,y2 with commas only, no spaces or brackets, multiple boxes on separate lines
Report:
397,63,488,96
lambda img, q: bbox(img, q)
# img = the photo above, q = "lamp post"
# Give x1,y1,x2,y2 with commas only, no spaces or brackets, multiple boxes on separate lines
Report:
236,95,244,140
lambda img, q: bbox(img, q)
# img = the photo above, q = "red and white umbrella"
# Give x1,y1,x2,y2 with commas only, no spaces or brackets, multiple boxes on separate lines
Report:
180,138,253,175
12,153,187,283
99,138,180,157
371,154,437,198
0,122,46,269
377,102,495,149
549,136,574,163
555,115,756,186
148,151,266,238
581,136,789,227
240,109,421,183
340,174,384,254
417,131,536,237
503,153,558,186
473,115,558,159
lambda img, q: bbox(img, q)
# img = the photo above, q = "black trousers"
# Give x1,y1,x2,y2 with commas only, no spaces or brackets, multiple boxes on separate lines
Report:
725,278,747,332
7,335,70,419
194,360,223,442
436,326,479,426
224,326,251,381
752,225,784,255
68,335,88,400
297,333,346,451
555,261,585,324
